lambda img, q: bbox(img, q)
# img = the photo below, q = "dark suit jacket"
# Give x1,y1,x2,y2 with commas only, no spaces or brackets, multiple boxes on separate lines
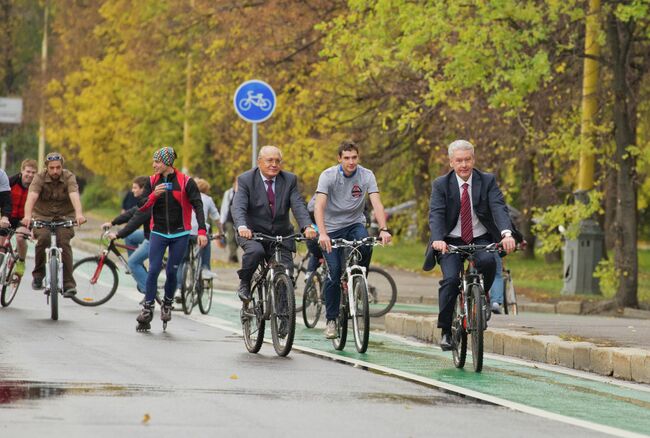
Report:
423,169,514,271
232,168,311,250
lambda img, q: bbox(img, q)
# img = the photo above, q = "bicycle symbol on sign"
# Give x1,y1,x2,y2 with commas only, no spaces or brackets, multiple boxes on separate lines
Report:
238,90,272,112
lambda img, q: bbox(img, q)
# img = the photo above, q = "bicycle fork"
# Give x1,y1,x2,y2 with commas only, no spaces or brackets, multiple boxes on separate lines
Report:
45,246,63,298
346,266,366,319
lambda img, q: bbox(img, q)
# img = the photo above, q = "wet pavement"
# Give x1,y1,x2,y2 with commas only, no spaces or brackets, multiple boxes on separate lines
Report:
0,254,624,438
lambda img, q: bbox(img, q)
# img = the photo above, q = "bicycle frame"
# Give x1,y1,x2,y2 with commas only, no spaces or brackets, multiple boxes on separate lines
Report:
89,233,131,285
460,259,484,332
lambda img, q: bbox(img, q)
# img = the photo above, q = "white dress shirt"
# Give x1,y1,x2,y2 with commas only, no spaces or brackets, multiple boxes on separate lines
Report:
449,173,488,239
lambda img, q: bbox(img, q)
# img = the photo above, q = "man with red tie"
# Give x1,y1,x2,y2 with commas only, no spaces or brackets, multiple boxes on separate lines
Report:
426,140,516,351
232,145,317,304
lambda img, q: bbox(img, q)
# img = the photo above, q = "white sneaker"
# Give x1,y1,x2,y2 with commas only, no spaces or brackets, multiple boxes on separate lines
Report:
491,302,502,314
303,271,313,283
325,320,337,339
202,269,217,279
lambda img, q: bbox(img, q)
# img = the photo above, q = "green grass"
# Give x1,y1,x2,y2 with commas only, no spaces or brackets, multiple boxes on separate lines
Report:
372,240,650,304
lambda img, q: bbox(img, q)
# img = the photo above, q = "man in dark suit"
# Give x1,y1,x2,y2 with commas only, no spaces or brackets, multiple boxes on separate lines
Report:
232,145,317,302
424,140,516,351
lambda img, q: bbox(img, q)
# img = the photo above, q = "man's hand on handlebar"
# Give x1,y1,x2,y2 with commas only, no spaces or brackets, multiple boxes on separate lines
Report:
0,216,10,228
431,240,448,254
500,235,516,254
379,230,392,245
238,227,252,240
21,215,31,228
101,222,112,230
303,226,317,240
107,232,118,241
76,215,87,226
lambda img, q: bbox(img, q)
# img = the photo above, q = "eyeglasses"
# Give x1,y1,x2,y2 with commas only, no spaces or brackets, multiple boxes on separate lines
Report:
46,154,63,161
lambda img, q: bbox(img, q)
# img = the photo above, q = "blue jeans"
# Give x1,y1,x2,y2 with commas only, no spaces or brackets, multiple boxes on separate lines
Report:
124,229,145,256
201,242,211,270
146,233,189,303
490,254,504,305
127,238,149,293
322,223,371,321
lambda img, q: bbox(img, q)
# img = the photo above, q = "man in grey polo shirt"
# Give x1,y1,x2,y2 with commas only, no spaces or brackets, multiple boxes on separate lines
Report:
314,140,392,339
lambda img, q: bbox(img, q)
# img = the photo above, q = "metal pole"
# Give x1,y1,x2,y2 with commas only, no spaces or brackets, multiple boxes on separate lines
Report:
37,1,49,172
1,142,6,170
251,122,258,169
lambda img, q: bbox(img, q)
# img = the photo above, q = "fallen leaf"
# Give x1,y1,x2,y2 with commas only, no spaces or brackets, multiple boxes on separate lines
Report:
230,374,238,380
142,413,151,424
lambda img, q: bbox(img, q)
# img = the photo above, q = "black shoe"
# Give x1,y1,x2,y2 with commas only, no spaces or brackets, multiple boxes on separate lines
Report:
440,331,453,351
278,317,288,338
229,255,239,264
238,281,251,303
32,278,43,290
63,288,77,298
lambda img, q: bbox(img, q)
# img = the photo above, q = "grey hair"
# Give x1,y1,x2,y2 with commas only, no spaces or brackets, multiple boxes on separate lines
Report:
447,140,474,159
258,145,283,160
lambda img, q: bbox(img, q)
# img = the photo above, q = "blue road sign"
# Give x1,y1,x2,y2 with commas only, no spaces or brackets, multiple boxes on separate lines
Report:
233,80,276,123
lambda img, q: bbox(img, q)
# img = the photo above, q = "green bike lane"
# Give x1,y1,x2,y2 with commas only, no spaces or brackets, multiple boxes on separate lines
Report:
199,290,650,437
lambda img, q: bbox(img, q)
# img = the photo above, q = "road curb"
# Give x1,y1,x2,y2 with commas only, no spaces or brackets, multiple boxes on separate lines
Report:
385,313,650,384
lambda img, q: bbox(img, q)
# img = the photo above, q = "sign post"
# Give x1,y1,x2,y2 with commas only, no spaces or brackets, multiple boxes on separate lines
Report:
0,98,23,124
233,80,276,168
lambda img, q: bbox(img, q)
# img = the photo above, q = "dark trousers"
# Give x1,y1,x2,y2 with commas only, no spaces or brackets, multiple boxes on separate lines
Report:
33,226,76,289
145,233,189,303
437,235,496,332
322,223,371,321
236,236,293,283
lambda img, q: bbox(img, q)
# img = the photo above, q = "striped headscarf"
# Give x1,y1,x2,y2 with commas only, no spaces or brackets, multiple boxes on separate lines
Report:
153,146,176,166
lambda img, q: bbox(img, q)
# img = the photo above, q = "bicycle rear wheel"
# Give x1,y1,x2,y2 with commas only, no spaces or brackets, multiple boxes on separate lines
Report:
71,257,118,306
198,278,213,314
271,273,296,357
351,275,370,353
503,271,518,315
469,285,484,372
1,258,20,307
332,288,348,351
302,273,322,328
293,262,307,313
367,267,397,317
181,262,195,315
242,280,265,353
451,291,467,368
49,258,59,321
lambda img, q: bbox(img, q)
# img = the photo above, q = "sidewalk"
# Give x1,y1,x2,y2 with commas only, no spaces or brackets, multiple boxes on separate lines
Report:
72,214,650,384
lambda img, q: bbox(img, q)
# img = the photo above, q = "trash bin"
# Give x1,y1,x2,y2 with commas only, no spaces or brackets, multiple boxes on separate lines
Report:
562,219,603,295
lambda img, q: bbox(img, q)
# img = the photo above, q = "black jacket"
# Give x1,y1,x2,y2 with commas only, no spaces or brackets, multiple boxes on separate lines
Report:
113,193,151,240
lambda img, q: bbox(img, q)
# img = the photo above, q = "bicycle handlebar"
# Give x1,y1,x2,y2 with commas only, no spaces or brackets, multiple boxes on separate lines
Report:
252,232,307,243
446,242,525,256
331,236,380,248
31,219,77,229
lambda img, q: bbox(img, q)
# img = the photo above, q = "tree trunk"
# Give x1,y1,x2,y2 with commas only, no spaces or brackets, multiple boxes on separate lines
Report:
413,139,431,243
606,11,638,309
603,165,617,252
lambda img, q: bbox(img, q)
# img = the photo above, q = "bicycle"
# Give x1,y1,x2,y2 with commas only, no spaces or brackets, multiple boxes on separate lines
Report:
240,233,304,357
31,219,76,320
302,263,396,327
72,230,139,306
329,237,382,354
178,233,221,315
501,257,518,315
447,243,503,373
0,228,32,307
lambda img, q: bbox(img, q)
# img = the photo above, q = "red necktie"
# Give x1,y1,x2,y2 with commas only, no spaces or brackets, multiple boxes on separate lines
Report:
460,183,473,244
265,179,275,217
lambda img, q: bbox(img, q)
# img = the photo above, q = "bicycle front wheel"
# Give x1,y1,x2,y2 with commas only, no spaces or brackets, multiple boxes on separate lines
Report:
367,267,397,317
198,278,213,314
469,285,485,372
49,258,59,321
302,273,322,328
1,258,21,307
451,291,467,368
351,275,370,353
181,262,195,315
271,273,296,357
242,280,265,353
72,257,119,306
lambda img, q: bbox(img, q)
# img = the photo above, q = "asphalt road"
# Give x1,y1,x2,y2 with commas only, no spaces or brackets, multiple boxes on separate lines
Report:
0,256,622,437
